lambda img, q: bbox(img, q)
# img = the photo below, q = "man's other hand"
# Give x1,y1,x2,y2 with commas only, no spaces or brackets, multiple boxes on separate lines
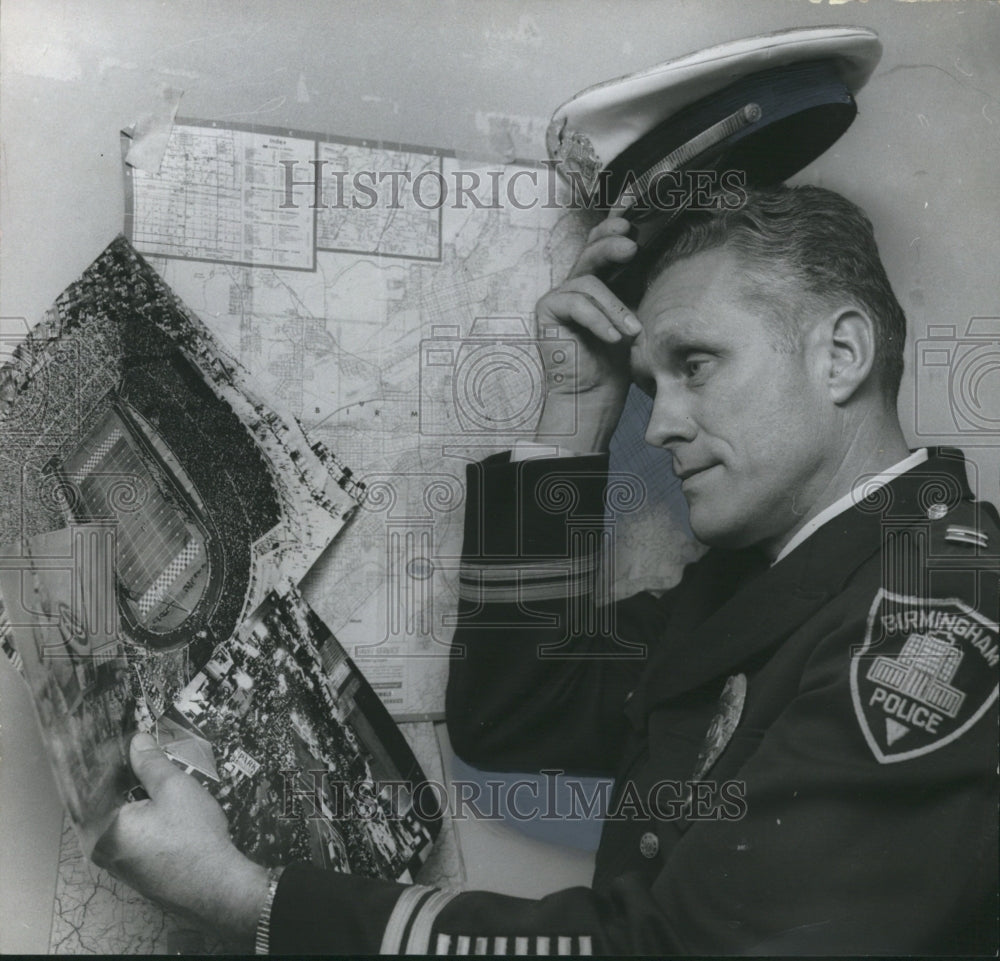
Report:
92,732,270,945
534,216,640,453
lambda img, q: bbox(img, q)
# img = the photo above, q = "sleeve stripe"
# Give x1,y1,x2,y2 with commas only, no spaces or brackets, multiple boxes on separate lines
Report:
460,557,598,580
458,580,595,603
379,884,436,955
435,933,595,955
403,888,461,954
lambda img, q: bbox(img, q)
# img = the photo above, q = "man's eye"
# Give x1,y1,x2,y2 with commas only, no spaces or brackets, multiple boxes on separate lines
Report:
684,355,713,379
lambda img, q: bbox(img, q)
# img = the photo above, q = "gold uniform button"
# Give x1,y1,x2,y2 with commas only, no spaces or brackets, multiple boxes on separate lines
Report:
639,831,659,859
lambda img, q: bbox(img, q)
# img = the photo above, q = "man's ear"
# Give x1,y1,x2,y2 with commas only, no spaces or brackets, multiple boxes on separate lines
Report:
822,308,876,404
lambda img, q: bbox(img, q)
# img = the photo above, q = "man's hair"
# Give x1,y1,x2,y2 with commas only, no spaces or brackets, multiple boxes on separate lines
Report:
647,184,907,403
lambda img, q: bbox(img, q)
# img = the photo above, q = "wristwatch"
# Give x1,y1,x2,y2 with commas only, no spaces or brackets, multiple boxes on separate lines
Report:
254,866,286,955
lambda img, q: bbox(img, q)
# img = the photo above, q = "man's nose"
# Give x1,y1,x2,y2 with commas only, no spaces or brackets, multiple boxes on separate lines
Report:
644,391,696,448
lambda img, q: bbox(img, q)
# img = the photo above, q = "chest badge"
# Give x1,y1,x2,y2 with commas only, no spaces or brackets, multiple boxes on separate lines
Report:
851,590,999,764
692,673,747,781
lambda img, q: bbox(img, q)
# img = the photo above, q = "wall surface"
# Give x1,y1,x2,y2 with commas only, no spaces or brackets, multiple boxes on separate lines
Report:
2,0,998,953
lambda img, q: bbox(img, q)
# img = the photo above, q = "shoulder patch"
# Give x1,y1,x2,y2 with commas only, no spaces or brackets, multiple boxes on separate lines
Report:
851,590,999,764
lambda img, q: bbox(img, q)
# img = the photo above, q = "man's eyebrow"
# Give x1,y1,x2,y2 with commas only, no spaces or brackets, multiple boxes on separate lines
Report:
646,325,723,354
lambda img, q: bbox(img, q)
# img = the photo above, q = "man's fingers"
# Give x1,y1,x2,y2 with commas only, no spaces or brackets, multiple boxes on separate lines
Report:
91,800,145,872
564,276,642,338
541,292,622,343
587,216,632,243
129,732,180,798
568,234,637,280
540,277,640,342
91,816,117,870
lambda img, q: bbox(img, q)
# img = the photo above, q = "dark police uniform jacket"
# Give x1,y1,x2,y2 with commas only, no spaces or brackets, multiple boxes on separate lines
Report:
269,447,999,955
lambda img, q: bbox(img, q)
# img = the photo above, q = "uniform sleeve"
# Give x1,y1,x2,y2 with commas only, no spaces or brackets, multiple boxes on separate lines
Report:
445,452,665,775
269,589,998,955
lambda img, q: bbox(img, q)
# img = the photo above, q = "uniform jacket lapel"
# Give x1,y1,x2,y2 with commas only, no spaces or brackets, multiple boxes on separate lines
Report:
636,549,834,714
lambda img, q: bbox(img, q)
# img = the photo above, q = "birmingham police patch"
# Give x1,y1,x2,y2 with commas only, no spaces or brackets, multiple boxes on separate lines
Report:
851,590,999,763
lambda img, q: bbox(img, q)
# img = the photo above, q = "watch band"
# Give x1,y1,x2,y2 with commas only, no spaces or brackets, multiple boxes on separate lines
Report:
254,865,286,955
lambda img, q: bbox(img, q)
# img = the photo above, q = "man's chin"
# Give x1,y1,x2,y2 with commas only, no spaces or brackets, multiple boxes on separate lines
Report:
688,513,757,551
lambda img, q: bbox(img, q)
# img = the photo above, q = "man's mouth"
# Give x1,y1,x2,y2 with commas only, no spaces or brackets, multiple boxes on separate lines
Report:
675,462,717,483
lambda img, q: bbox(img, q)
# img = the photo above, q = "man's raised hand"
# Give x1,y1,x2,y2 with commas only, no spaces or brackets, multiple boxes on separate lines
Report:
534,216,640,453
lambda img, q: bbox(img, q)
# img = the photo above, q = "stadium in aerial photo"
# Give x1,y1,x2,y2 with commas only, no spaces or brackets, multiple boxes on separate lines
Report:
1,238,360,684
47,398,224,649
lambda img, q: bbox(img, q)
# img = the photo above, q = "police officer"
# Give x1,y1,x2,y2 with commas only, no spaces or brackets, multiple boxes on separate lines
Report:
93,29,999,955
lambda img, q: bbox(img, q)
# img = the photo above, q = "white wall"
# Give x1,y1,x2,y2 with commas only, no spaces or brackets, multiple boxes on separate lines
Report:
2,1,998,953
